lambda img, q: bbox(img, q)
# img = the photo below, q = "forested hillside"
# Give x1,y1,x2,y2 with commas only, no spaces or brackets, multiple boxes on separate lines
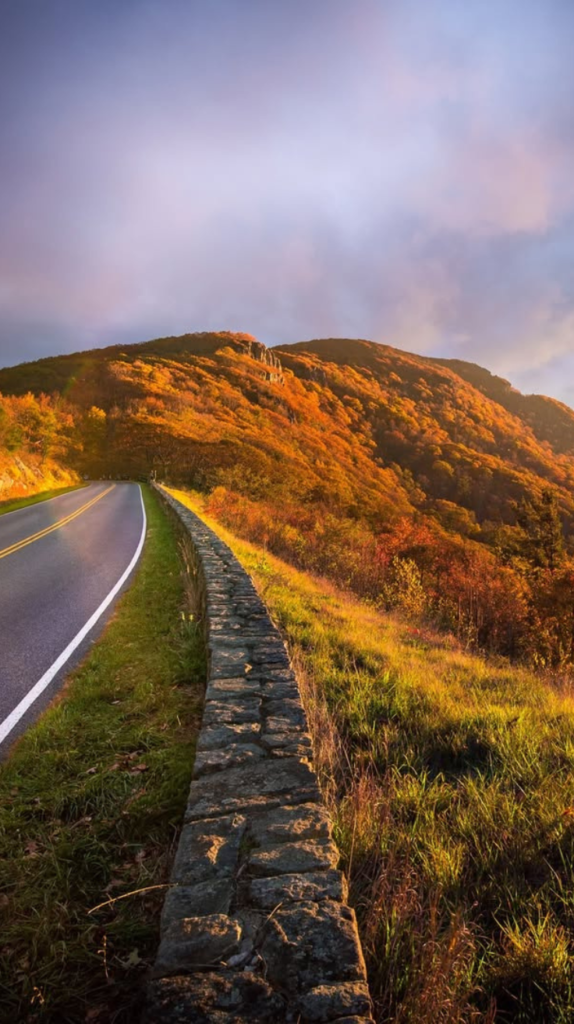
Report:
3,330,574,666
0,391,79,499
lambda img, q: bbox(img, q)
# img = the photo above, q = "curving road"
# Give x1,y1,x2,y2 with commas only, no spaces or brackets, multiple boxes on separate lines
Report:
0,482,146,755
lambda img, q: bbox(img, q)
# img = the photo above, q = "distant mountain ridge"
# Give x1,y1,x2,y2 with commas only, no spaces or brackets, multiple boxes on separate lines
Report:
2,330,574,538
431,356,574,455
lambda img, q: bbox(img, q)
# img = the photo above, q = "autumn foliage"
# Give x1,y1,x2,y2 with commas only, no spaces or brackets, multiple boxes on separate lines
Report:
3,331,574,667
0,391,79,498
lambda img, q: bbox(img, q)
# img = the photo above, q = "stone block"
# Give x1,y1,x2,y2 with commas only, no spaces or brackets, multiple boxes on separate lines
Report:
209,635,255,650
251,641,289,656
161,880,234,931
205,677,262,700
252,651,291,668
261,730,312,752
202,697,262,725
185,757,321,821
264,697,306,723
297,982,372,1021
210,648,252,677
250,870,347,910
197,722,261,750
249,838,339,877
171,814,246,885
234,598,267,610
155,915,242,975
249,803,332,845
261,681,300,700
147,971,286,1023
258,900,366,993
209,618,245,632
270,743,314,759
193,743,265,777
260,667,298,682
237,624,278,637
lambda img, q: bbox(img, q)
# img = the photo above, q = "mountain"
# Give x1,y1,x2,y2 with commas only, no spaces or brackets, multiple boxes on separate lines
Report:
3,331,574,528
3,331,574,664
277,337,574,532
433,356,574,455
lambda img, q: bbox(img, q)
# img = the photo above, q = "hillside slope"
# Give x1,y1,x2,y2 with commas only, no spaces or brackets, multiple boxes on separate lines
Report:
3,331,574,664
3,331,574,530
279,337,574,531
433,355,574,456
0,390,79,501
0,333,416,524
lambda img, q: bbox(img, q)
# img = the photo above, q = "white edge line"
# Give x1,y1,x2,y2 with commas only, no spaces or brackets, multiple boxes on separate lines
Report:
0,484,147,747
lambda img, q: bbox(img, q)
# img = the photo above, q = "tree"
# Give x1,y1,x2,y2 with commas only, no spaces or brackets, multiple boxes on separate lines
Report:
515,490,564,571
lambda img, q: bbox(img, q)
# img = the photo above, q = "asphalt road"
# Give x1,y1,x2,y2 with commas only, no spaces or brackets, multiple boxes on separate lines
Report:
0,482,146,755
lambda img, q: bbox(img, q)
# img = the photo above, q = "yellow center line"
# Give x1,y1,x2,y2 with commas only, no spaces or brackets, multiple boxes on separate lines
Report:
0,484,116,562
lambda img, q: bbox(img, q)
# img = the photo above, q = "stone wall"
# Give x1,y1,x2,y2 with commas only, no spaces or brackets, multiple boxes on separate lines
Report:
148,486,374,1024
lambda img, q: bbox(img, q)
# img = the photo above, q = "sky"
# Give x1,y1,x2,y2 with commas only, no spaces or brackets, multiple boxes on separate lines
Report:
1,0,574,403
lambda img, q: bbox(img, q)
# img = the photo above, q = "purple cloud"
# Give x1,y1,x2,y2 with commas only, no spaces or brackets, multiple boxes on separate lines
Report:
1,0,574,402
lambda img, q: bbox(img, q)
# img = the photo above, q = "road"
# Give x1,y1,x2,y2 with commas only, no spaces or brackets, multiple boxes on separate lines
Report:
0,482,146,754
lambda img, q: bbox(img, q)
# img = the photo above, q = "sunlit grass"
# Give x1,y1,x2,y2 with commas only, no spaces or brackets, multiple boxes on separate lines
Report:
0,486,205,1023
170,486,574,1024
0,483,85,516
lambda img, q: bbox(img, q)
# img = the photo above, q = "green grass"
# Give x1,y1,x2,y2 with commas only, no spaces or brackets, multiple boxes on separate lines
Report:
0,484,86,516
170,487,574,1024
0,486,205,1023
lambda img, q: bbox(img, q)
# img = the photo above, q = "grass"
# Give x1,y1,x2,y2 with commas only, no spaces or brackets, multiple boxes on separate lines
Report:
0,486,205,1023
0,484,85,516
169,486,574,1024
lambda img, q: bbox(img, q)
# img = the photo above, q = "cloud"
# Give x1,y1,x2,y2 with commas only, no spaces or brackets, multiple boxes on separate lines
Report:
1,0,574,400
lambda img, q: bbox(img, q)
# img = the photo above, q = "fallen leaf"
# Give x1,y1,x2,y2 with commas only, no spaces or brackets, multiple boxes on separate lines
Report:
85,1006,107,1021
123,948,142,968
24,841,39,857
31,986,45,1006
122,788,147,812
85,767,98,775
0,894,8,908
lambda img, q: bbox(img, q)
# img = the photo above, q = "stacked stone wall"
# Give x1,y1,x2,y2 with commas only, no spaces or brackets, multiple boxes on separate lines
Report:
148,485,374,1023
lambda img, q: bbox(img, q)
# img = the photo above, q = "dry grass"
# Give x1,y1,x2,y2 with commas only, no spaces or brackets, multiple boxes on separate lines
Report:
170,486,574,1024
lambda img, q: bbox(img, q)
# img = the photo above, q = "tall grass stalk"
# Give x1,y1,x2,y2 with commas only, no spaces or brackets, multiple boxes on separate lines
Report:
170,487,574,1024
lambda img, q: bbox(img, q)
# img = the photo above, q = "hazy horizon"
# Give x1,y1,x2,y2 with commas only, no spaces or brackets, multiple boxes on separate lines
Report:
2,1,574,403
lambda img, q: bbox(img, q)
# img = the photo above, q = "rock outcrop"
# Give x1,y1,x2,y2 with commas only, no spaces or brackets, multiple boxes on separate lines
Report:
228,336,284,383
